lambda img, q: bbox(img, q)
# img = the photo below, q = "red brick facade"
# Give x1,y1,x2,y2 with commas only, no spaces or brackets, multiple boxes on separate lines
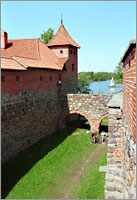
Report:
1,24,79,96
1,47,78,96
122,41,136,142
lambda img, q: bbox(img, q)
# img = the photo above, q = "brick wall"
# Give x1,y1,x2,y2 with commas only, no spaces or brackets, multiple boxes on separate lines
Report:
2,45,78,96
123,45,136,142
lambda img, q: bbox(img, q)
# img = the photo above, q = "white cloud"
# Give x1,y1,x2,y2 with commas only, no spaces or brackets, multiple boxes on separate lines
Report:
120,47,125,52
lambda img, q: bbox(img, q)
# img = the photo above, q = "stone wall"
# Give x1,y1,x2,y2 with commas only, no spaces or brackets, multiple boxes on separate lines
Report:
1,77,77,164
121,114,136,199
105,93,136,199
67,94,113,132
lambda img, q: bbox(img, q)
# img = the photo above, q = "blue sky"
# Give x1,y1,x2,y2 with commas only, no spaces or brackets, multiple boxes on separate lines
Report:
1,1,136,73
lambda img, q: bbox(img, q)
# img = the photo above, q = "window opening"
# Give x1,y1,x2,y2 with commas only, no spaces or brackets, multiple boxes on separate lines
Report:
129,59,131,67
2,76,5,82
72,64,74,71
40,76,43,81
16,76,19,82
63,64,67,71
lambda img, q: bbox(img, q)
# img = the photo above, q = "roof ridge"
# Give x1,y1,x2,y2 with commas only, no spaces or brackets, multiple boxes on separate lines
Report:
12,56,28,69
47,24,80,48
9,38,39,41
36,39,41,60
48,25,61,44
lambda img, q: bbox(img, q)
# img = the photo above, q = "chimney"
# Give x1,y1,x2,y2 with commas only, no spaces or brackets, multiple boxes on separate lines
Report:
1,29,8,49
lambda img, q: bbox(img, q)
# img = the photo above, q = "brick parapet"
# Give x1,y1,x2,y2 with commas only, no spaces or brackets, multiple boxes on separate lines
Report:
123,45,136,142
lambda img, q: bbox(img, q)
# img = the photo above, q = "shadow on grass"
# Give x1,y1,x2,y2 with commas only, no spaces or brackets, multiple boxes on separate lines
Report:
1,119,89,199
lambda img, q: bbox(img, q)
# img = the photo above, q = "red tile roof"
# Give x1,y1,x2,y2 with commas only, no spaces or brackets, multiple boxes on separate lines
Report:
121,40,136,62
1,39,68,70
47,24,80,48
1,24,79,70
1,39,40,60
1,58,27,70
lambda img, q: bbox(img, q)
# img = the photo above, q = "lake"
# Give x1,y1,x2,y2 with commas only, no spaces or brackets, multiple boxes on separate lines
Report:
89,80,123,94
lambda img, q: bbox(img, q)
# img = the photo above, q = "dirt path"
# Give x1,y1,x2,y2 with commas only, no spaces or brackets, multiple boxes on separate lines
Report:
51,144,107,199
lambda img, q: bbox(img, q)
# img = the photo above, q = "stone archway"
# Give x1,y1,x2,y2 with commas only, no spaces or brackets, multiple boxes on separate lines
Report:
98,114,108,133
59,110,92,130
60,110,107,133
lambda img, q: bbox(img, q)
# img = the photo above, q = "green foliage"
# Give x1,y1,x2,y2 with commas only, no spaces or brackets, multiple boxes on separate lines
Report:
78,80,92,94
78,72,92,94
92,72,114,81
78,72,93,83
78,71,114,83
113,61,123,83
40,28,54,44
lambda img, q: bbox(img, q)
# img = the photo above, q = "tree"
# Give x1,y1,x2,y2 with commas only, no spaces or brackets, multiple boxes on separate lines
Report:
78,80,92,94
40,28,54,44
113,61,123,82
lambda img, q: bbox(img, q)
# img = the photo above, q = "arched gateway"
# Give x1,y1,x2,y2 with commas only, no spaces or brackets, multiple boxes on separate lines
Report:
60,94,113,133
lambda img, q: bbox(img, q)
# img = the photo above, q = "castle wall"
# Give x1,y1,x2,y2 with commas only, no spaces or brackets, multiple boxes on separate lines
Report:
106,104,136,199
123,46,136,142
60,94,113,131
1,77,77,164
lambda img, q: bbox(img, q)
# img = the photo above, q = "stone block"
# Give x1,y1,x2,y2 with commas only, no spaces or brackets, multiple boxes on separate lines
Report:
105,181,124,192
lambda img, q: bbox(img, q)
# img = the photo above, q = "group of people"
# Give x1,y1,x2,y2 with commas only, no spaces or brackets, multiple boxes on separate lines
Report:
91,131,107,144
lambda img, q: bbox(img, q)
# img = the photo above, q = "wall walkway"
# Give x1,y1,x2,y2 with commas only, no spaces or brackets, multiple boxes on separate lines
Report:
60,94,113,132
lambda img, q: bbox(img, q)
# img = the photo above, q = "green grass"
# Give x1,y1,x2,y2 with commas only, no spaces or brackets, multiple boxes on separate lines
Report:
2,120,107,199
101,116,108,126
72,147,107,199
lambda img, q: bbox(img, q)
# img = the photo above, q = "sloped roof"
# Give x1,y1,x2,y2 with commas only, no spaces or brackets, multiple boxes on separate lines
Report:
1,39,68,70
47,24,80,48
121,39,136,62
1,58,27,70
1,39,40,60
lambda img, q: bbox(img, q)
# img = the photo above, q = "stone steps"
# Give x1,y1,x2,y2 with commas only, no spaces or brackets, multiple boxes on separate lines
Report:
106,165,123,178
104,163,125,199
105,191,124,199
105,181,124,192
105,173,124,185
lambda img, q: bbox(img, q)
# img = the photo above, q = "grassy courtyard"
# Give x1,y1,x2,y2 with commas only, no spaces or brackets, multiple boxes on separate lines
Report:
2,119,107,199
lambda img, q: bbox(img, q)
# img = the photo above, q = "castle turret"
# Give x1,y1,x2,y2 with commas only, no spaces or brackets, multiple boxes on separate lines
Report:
47,23,80,73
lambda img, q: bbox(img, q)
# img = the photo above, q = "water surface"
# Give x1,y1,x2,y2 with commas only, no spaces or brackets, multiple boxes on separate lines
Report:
89,80,123,94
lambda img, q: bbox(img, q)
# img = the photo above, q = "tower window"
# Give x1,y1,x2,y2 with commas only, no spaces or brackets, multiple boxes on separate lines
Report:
59,73,61,80
70,50,72,54
16,76,19,82
2,76,5,82
50,76,52,81
129,59,131,67
40,76,43,81
74,51,76,55
63,64,67,71
72,64,74,71
60,50,63,54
